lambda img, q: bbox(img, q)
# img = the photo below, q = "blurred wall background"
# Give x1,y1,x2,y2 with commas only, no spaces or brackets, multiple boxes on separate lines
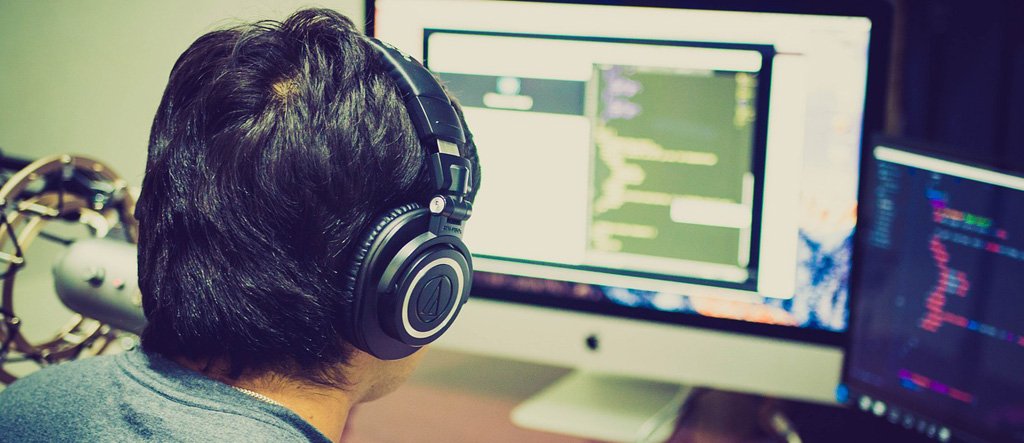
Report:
888,0,1023,170
0,0,363,185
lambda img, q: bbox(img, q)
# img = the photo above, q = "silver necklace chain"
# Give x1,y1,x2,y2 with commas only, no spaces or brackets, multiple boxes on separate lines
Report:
231,385,286,408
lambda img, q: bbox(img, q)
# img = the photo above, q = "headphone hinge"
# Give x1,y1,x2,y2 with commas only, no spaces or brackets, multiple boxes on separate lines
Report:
429,195,472,220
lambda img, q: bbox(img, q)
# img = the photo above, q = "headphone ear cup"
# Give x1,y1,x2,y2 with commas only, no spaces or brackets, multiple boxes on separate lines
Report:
382,243,471,346
341,203,423,350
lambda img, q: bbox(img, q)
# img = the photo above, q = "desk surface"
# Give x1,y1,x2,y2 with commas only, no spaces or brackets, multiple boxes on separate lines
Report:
342,349,782,443
344,349,586,442
342,349,938,443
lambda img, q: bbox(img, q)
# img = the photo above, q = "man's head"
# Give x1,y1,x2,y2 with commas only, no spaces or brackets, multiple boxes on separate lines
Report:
135,8,479,388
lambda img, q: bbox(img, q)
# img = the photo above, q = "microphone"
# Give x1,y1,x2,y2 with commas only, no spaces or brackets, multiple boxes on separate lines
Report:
52,238,145,334
0,152,142,383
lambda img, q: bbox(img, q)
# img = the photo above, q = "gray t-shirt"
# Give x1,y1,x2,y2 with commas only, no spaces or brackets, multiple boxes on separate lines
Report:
0,349,331,442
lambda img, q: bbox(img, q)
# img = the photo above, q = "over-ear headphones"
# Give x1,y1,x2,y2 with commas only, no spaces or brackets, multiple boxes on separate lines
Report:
341,37,475,360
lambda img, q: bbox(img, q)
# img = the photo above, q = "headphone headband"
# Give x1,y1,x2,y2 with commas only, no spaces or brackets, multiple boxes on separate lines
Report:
365,38,465,148
365,37,473,228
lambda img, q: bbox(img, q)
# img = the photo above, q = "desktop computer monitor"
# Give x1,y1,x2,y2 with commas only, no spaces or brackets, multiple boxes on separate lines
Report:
370,0,890,438
843,139,1024,443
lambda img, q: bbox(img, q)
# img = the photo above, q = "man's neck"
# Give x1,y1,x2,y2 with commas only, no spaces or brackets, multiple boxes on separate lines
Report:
174,358,357,442
231,377,354,442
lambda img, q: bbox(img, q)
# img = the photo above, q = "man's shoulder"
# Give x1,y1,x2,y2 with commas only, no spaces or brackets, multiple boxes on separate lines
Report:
0,350,328,443
0,353,125,441
1,351,122,400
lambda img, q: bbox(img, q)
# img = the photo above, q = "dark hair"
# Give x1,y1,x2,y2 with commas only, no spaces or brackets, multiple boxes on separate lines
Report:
135,8,479,385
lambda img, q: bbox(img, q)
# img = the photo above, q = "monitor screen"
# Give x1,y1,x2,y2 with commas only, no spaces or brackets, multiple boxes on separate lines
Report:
844,140,1024,443
372,0,883,340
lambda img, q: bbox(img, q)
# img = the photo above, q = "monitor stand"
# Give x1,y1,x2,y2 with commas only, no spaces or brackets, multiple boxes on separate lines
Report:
511,371,691,442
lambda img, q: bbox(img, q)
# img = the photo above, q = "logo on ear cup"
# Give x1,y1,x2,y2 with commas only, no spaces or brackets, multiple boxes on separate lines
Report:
399,255,466,340
417,275,454,323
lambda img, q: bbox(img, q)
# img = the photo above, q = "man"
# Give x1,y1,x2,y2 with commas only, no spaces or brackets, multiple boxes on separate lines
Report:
0,8,479,442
